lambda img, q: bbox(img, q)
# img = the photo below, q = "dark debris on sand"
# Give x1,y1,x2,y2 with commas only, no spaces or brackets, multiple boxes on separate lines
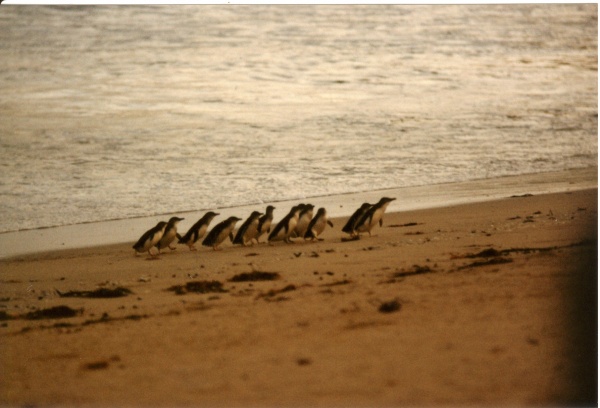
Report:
387,222,421,228
24,305,82,320
378,300,401,313
57,287,133,298
167,281,228,295
457,257,513,271
257,284,297,300
229,271,280,282
393,265,435,278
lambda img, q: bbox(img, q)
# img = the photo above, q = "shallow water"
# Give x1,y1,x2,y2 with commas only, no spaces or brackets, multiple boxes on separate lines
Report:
0,5,597,233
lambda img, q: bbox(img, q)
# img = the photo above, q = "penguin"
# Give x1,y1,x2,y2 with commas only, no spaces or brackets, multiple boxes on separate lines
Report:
268,205,302,244
202,216,242,251
354,197,396,237
342,202,372,237
256,205,275,243
156,216,185,253
292,203,314,239
132,221,168,258
304,207,334,241
178,211,219,251
232,211,263,246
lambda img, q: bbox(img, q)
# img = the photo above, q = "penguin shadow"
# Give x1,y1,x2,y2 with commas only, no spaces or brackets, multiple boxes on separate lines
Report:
145,256,161,261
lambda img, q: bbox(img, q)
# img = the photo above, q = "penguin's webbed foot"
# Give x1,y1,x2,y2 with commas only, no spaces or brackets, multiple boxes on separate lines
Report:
147,251,161,260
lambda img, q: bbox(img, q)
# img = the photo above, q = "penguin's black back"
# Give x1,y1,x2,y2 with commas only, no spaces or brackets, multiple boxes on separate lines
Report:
233,212,261,244
202,220,227,247
268,208,297,240
304,208,326,239
268,216,288,240
355,198,394,228
342,203,371,233
356,205,378,228
180,213,214,243
133,222,165,250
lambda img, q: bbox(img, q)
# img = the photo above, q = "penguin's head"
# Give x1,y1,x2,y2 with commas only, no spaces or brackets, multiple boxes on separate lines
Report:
168,216,184,224
360,202,372,209
379,197,396,204
317,207,326,215
250,211,263,218
156,221,168,230
265,205,275,213
205,211,219,219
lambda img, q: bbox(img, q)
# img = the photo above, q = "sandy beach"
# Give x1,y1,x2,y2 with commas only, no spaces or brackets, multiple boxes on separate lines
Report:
0,185,597,406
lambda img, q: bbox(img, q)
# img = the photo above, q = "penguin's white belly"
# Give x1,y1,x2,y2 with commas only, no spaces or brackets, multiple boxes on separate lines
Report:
311,217,327,236
196,225,208,242
259,220,272,235
245,220,259,241
159,229,176,246
287,217,298,238
295,215,311,236
148,231,164,249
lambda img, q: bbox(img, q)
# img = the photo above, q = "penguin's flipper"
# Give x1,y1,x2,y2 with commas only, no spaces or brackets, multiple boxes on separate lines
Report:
379,218,383,227
232,232,242,245
327,220,334,227
229,232,235,242
201,233,214,247
176,233,182,240
304,229,314,240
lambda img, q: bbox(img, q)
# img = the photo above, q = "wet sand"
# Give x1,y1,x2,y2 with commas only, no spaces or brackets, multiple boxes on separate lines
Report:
0,166,596,259
0,187,597,406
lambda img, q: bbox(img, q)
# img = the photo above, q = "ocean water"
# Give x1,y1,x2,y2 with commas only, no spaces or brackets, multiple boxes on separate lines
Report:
0,5,597,233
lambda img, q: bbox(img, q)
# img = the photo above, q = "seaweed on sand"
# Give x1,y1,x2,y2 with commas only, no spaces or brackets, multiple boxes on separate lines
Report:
167,281,228,295
24,305,82,320
56,287,133,298
229,271,280,282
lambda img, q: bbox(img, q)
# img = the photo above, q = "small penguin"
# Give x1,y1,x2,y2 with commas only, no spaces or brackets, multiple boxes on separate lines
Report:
156,216,185,253
232,211,263,246
292,203,314,239
342,202,372,237
354,197,396,236
268,205,301,244
304,207,334,241
132,221,168,258
256,205,275,243
178,211,219,251
202,216,242,251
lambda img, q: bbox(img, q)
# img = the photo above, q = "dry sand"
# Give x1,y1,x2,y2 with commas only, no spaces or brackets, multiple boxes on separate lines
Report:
0,188,597,407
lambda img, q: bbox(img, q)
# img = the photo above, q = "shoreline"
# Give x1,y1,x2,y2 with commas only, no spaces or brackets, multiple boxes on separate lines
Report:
0,166,596,259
